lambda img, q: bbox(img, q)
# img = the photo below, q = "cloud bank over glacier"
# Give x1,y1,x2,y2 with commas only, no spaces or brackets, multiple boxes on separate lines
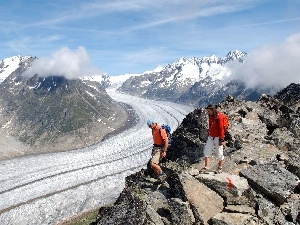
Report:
227,33,300,91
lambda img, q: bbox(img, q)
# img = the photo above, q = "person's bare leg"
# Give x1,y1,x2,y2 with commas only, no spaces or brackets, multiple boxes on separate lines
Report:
205,157,210,168
218,160,223,168
150,161,162,175
215,160,223,173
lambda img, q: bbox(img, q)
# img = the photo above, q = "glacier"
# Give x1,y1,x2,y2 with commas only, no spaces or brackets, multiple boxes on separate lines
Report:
0,89,193,225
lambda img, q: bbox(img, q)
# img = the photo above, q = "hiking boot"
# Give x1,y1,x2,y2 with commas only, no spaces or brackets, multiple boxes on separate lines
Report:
199,167,209,174
157,172,167,183
215,167,223,174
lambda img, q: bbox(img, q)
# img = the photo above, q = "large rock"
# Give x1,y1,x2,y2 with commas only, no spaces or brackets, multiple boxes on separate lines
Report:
94,169,201,225
268,127,298,152
168,198,196,225
286,152,300,178
274,83,300,112
94,189,148,225
167,108,208,164
240,163,299,206
280,194,300,224
195,172,250,201
255,193,296,225
180,173,224,224
211,212,258,225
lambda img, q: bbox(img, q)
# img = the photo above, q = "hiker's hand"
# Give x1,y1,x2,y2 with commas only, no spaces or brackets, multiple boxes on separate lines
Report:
219,139,224,146
161,151,167,158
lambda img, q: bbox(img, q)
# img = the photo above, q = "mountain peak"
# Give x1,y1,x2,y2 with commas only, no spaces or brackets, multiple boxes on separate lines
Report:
0,55,33,82
152,65,164,73
202,54,218,62
225,50,247,60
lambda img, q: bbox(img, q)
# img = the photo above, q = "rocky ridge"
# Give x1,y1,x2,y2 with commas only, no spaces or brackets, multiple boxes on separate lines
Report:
92,84,300,225
274,83,300,113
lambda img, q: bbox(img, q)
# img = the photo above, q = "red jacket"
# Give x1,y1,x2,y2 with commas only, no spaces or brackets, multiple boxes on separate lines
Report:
208,112,225,139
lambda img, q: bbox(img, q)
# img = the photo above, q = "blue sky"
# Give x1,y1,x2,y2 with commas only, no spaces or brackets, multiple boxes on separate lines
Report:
1,0,300,76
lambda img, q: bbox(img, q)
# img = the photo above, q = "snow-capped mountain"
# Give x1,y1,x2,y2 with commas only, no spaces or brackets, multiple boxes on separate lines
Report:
0,56,127,158
0,55,32,82
117,50,272,106
80,73,111,88
80,50,261,107
108,73,142,89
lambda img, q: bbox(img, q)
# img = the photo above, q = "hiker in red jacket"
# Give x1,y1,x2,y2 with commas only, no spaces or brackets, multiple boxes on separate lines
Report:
200,104,225,174
147,119,168,183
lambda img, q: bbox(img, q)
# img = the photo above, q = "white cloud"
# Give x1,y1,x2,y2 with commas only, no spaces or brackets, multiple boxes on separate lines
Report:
23,46,102,79
227,33,300,91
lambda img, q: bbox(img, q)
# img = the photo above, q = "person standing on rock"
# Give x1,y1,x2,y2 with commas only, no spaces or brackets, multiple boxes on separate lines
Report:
147,119,168,183
200,104,225,174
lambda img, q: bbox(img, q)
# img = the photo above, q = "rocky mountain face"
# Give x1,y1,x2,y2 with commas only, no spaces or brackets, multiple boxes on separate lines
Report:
274,83,300,113
92,84,300,225
117,50,274,107
0,56,128,158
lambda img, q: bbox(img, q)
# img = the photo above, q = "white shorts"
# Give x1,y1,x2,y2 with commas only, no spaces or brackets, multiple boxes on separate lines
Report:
203,136,224,160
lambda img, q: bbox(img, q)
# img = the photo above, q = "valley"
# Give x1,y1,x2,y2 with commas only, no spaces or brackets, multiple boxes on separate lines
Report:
0,90,194,225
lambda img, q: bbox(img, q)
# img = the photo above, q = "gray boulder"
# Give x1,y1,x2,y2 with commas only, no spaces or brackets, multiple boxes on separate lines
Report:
240,163,299,206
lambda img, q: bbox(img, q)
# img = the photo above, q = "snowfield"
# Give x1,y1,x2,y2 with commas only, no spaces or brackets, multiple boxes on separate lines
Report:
0,90,193,225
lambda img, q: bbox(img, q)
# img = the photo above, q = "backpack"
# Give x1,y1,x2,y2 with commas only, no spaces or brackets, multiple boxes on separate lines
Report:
160,124,172,146
217,112,229,133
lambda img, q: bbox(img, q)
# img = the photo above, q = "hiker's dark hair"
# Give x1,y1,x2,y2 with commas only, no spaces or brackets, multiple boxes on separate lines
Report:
205,104,217,116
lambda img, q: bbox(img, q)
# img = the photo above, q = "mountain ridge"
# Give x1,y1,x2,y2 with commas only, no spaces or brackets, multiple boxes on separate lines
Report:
116,50,266,106
0,56,129,159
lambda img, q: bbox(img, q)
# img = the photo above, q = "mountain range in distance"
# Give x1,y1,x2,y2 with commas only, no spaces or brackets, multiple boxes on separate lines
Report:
114,50,279,106
0,50,282,107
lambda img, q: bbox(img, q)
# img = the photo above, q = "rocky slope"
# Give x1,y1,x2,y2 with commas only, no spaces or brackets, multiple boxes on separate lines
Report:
0,56,128,159
274,83,300,113
92,83,300,225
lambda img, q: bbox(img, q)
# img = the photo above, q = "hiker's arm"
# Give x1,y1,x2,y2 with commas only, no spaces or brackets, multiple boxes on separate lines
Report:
218,115,225,140
217,115,224,146
162,138,168,152
160,128,168,152
160,138,168,158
